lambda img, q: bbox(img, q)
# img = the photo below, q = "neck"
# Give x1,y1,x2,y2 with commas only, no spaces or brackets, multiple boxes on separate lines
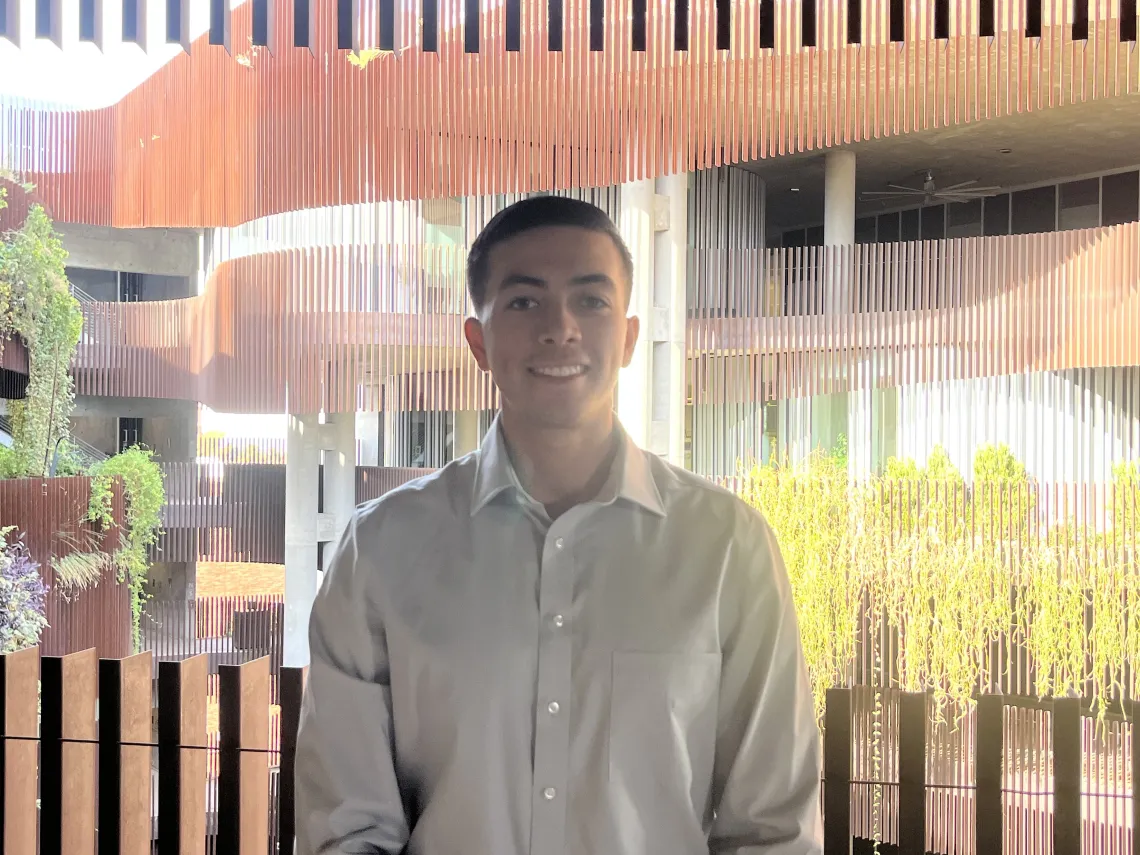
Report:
499,409,620,518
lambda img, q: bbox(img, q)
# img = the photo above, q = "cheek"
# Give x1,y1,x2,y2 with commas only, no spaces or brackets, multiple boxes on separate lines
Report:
482,329,527,372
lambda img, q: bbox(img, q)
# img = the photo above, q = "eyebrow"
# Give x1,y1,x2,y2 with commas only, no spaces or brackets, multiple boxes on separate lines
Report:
499,273,617,290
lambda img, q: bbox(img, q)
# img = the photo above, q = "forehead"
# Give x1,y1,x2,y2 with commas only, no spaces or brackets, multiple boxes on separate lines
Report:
484,225,626,284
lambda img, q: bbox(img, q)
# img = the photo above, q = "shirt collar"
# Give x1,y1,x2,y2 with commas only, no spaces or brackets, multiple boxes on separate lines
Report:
470,414,666,518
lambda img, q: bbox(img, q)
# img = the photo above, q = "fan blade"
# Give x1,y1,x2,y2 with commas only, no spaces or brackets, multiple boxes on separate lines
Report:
938,190,1001,200
886,183,921,193
862,189,922,197
939,179,980,191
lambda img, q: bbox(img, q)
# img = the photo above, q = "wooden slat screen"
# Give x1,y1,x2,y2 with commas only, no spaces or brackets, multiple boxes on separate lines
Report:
4,645,1140,855
62,225,1140,419
0,1,1137,225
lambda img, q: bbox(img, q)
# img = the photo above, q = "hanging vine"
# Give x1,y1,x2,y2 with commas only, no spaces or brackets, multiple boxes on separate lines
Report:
85,447,165,647
738,446,1140,724
0,204,83,477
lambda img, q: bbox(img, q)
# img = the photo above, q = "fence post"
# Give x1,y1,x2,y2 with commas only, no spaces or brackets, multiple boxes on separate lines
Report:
40,649,98,855
278,666,307,855
157,654,209,855
976,694,1004,855
98,652,154,855
1132,700,1140,855
824,687,852,855
1051,697,1082,855
218,656,271,855
898,691,928,855
0,646,39,854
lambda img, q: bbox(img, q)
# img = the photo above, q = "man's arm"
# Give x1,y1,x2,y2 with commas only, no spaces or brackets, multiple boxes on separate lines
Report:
294,512,410,855
708,515,823,855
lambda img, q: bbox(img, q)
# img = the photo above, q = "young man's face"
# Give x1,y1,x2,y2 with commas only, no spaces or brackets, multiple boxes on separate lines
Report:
464,225,639,434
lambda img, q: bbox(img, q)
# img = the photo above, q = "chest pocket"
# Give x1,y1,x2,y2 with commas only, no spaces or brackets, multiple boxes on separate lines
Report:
608,652,722,806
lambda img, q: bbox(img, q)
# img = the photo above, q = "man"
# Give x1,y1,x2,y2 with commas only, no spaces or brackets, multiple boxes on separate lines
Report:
295,195,823,855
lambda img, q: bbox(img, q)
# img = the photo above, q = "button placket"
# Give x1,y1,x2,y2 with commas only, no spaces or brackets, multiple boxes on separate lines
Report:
530,525,574,855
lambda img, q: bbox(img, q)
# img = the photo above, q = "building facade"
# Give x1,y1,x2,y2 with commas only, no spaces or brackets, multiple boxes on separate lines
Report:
2,0,1139,664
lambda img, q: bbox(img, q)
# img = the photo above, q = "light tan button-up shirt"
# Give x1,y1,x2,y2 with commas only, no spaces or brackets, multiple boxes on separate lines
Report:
295,418,823,855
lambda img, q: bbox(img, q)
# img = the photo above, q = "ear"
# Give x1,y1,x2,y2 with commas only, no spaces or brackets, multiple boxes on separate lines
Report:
464,316,492,372
621,315,640,369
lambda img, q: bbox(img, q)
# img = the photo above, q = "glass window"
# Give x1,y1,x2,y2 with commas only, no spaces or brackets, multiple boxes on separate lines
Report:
921,205,945,240
855,216,877,244
1058,178,1100,231
123,0,141,42
983,194,1010,236
946,199,983,238
782,229,806,248
167,0,182,42
36,0,52,38
80,0,96,40
1102,170,1139,226
877,212,900,243
900,208,920,241
1011,185,1057,234
805,225,824,246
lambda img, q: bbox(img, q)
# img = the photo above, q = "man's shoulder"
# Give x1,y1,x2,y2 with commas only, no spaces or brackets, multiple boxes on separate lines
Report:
354,452,478,531
644,453,772,538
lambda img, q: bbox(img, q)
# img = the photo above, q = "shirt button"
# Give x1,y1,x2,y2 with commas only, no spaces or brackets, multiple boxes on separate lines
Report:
552,614,565,628
554,537,564,550
543,787,557,800
547,701,560,715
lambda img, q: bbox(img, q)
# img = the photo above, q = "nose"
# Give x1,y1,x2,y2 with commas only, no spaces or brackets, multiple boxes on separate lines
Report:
538,300,581,346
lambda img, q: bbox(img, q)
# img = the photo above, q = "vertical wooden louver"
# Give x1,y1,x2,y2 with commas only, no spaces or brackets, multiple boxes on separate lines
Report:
1,0,1134,226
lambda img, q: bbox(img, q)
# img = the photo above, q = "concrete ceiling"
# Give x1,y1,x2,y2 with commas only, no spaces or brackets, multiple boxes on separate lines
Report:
743,93,1140,232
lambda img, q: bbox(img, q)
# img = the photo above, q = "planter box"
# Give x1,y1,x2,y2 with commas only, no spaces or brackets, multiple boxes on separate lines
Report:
0,475,131,658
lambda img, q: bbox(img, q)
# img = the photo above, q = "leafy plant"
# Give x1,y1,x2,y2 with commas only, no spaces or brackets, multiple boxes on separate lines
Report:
0,527,48,653
86,446,165,646
738,448,863,715
0,205,83,477
50,550,111,593
1,204,167,647
973,443,1036,540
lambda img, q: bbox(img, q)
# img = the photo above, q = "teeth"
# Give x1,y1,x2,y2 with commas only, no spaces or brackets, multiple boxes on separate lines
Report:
532,366,585,377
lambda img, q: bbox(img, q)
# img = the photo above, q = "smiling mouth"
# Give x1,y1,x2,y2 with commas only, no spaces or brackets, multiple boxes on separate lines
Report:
529,365,587,378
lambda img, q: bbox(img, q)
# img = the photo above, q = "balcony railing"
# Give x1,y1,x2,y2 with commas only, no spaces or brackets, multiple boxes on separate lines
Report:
63,223,1140,412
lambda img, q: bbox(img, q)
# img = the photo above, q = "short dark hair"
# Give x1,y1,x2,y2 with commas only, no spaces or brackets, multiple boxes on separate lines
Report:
465,195,634,311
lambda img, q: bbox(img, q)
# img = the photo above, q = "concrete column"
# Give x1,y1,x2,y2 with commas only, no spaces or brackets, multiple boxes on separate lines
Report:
651,173,689,467
818,149,857,466
618,176,688,461
617,180,655,448
355,412,380,466
322,413,357,548
776,398,813,465
284,413,319,668
824,150,857,248
454,410,481,457
848,361,877,481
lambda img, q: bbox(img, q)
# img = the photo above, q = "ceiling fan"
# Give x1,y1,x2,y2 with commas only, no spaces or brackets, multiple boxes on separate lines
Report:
860,169,1003,205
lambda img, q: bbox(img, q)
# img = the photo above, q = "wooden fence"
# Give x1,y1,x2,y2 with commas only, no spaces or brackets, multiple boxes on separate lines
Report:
3,645,1140,855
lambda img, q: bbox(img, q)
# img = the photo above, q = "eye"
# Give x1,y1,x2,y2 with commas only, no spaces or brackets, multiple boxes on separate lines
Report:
506,296,539,310
580,295,610,310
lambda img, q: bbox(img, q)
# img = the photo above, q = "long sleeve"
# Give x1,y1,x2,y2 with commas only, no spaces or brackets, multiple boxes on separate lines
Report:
294,512,411,855
708,516,824,855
